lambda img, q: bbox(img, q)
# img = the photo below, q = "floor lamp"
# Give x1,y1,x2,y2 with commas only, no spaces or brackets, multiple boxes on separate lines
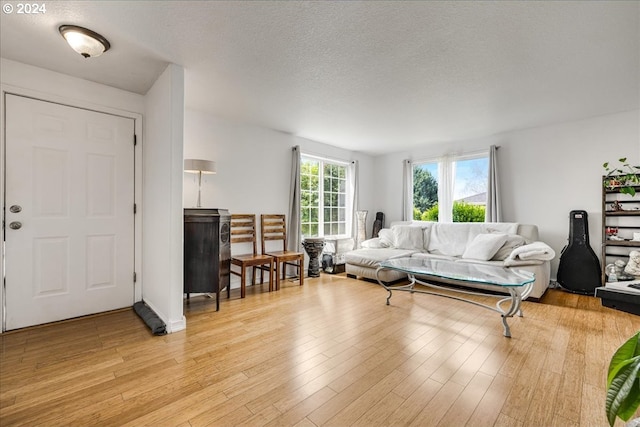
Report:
184,159,216,208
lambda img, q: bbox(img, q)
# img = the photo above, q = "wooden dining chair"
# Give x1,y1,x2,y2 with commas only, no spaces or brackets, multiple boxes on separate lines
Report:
230,214,274,298
260,214,304,290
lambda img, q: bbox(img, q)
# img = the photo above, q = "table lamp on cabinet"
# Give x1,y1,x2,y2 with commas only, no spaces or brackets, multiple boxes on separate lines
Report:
184,158,216,208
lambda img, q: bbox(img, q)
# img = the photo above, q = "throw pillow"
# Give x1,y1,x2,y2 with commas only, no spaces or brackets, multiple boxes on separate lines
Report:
462,233,508,261
392,225,424,250
492,234,527,260
378,229,395,248
361,238,386,249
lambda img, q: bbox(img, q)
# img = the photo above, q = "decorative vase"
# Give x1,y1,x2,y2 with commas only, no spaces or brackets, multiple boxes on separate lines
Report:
302,238,325,278
356,210,368,248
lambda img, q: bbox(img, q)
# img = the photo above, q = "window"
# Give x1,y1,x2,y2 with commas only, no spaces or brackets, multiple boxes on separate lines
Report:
413,154,488,222
301,156,349,237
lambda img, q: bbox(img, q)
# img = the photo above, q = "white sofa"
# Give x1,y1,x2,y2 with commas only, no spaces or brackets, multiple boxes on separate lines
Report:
345,221,554,300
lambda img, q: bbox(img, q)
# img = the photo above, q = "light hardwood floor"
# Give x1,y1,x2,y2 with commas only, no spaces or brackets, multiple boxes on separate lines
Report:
1,274,639,427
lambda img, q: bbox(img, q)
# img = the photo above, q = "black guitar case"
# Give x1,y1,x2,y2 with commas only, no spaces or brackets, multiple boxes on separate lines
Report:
557,210,602,295
372,212,384,238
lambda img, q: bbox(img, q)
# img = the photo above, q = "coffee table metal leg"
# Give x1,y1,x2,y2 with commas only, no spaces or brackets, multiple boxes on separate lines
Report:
501,316,511,337
496,287,526,337
375,266,393,305
376,268,419,305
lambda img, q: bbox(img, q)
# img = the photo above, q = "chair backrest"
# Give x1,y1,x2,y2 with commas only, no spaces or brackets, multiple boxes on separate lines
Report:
261,214,287,253
230,214,258,256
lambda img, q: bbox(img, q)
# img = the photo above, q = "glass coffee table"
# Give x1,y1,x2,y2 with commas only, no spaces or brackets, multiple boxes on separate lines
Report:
376,258,535,337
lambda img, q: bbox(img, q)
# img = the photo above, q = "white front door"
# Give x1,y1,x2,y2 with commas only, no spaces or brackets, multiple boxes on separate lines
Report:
4,94,135,330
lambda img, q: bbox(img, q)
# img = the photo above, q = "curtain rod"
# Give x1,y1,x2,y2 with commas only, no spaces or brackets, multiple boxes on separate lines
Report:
300,150,351,166
412,147,492,165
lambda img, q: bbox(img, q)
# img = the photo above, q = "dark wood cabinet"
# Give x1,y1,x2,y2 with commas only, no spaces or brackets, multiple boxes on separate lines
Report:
184,208,231,311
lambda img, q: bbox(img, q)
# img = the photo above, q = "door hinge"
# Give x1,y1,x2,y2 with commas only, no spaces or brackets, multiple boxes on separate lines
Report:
133,272,137,283
134,203,137,214
133,134,137,146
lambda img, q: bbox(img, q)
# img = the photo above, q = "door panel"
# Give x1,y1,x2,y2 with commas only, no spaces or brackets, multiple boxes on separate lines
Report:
33,147,69,216
4,94,135,330
34,236,69,296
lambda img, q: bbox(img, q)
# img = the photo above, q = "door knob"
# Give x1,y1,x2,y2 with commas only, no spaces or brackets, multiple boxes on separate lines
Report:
9,205,22,213
9,221,22,230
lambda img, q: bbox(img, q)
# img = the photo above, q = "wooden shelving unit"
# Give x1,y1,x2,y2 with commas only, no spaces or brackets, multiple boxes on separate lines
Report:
596,174,640,314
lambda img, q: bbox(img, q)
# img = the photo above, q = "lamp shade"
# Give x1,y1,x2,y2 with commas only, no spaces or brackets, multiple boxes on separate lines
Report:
59,25,110,58
184,159,216,174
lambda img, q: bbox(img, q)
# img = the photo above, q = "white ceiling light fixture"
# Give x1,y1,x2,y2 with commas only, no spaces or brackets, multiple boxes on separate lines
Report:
59,25,111,58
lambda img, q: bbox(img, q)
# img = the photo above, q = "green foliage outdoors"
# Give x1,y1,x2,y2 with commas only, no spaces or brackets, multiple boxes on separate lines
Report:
301,160,319,236
413,167,438,213
414,201,485,222
453,201,486,222
420,204,439,221
300,159,347,237
412,166,485,222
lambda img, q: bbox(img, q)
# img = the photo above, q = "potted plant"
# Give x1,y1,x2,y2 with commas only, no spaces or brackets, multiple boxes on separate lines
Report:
603,158,640,196
606,331,640,426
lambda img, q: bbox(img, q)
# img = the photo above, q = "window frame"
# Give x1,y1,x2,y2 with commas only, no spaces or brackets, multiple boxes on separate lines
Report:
412,150,489,222
300,154,351,238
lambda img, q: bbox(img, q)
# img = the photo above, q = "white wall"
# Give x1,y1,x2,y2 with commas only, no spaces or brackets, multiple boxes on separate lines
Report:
0,58,145,332
374,110,640,279
142,64,186,332
0,59,145,113
183,109,376,286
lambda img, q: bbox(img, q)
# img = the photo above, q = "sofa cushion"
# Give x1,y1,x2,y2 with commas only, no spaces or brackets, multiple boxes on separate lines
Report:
482,223,519,235
361,237,386,249
345,248,417,268
428,223,480,256
462,233,508,261
492,234,528,261
392,225,425,250
378,229,395,247
426,223,520,257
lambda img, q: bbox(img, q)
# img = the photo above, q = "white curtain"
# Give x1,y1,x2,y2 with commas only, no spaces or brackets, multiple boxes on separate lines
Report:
485,145,502,222
348,160,359,240
288,146,301,252
402,159,413,221
439,156,455,222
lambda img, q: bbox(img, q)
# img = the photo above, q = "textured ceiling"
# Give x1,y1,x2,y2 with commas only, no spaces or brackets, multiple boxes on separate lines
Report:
1,1,638,155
